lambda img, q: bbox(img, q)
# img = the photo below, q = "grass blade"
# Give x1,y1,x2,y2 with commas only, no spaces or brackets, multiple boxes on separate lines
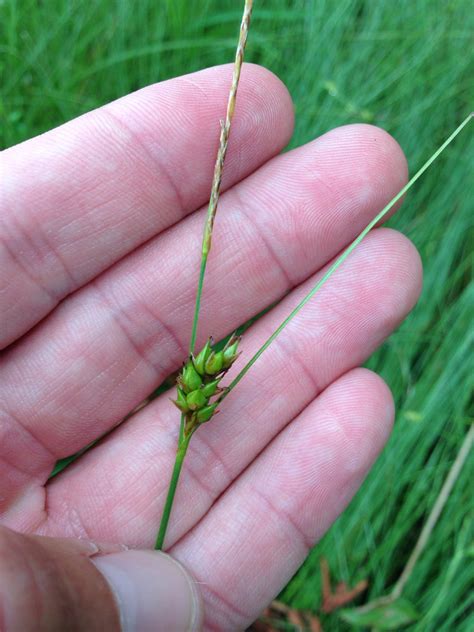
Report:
219,113,472,401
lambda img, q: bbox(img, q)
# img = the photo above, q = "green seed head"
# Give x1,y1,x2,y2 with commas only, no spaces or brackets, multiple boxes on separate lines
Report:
181,361,203,393
186,389,208,411
196,402,219,423
175,334,243,434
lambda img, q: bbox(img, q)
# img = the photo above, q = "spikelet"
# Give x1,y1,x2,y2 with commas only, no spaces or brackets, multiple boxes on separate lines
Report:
172,335,240,436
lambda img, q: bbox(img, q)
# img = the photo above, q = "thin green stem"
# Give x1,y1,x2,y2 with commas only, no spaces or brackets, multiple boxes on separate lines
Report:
189,0,253,354
218,113,472,403
155,428,191,551
189,255,208,354
156,0,253,555
178,412,185,444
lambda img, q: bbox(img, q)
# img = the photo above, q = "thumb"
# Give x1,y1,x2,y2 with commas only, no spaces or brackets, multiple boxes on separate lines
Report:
0,525,202,631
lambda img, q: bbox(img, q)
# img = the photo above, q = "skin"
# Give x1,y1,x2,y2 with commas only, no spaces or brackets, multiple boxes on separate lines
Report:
0,63,422,630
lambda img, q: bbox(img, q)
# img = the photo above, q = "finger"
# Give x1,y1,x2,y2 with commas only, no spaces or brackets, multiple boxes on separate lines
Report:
0,63,294,348
170,368,394,630
40,229,421,545
0,525,202,631
0,124,408,493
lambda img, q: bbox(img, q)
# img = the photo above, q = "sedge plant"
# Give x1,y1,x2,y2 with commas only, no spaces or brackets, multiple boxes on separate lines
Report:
154,0,472,551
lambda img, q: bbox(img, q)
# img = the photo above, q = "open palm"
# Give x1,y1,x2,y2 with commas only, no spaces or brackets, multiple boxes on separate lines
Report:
1,64,421,629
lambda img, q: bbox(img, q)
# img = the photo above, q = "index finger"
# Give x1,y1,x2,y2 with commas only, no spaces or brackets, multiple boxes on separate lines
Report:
0,63,293,348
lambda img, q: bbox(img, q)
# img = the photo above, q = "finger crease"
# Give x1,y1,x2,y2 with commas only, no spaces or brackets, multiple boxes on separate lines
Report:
101,108,187,220
235,193,294,289
0,230,59,305
2,407,58,466
91,282,166,380
274,335,321,398
201,581,249,629
133,298,187,365
182,455,218,500
251,483,313,553
190,431,234,496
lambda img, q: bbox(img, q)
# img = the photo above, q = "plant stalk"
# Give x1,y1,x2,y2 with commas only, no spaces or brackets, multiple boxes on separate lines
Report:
155,0,253,553
155,425,192,550
217,113,472,403
352,423,473,615
390,423,473,600
189,0,253,354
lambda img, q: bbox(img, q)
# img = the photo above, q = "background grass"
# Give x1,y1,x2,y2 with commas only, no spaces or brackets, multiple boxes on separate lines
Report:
1,0,473,630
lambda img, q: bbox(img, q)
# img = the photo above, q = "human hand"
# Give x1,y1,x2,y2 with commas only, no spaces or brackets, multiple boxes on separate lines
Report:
0,64,422,630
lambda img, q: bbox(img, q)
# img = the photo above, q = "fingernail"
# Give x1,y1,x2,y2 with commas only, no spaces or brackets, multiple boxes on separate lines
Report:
93,550,202,631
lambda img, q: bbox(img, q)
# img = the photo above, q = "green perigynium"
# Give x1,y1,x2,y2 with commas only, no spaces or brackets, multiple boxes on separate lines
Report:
172,336,240,436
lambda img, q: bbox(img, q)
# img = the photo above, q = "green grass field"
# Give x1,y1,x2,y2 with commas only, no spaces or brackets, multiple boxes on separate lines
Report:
1,1,473,629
